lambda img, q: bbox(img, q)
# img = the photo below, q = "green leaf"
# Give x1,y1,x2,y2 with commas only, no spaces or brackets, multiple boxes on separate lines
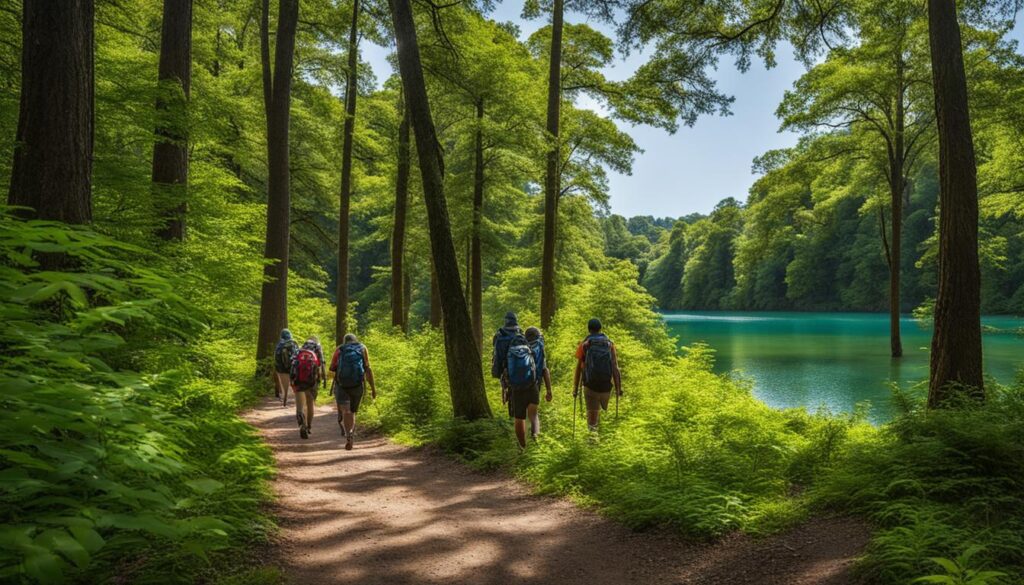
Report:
23,549,65,584
185,478,224,495
68,526,104,555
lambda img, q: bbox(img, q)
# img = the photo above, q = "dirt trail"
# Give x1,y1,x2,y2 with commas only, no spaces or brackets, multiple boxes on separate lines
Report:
247,398,869,585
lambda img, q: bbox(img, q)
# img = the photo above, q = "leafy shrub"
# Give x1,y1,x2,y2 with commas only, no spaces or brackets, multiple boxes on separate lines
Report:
0,213,273,583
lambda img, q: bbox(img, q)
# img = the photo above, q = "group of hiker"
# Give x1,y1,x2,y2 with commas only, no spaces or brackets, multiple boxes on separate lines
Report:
273,330,377,450
491,312,622,447
270,313,622,450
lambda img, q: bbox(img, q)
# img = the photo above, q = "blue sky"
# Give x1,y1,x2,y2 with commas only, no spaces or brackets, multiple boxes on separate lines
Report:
363,6,1024,219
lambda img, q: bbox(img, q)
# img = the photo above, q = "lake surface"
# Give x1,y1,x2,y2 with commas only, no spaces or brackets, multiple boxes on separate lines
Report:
663,312,1024,421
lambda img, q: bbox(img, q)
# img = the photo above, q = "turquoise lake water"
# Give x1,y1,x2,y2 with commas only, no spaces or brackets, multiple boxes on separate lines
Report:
663,312,1024,421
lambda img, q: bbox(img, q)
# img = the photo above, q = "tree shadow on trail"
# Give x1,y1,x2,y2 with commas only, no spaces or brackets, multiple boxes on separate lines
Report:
247,399,868,585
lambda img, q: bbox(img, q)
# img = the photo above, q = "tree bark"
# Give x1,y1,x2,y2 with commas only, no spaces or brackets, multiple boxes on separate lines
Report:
152,0,192,242
391,96,411,332
539,0,564,329
926,0,984,405
255,0,299,367
336,0,360,345
390,0,491,420
471,98,484,348
8,0,94,228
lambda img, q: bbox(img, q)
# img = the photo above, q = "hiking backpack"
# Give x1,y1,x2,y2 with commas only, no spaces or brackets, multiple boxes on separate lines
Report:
506,335,537,389
583,335,613,392
335,343,365,389
290,348,320,390
491,327,519,378
274,339,298,373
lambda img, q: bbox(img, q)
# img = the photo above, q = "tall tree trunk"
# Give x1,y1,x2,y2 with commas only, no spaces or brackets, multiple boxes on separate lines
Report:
429,264,442,328
391,96,411,332
8,0,94,229
888,58,905,358
539,0,564,329
391,0,491,420
152,0,192,242
255,0,299,367
926,0,984,405
471,98,484,348
336,0,360,344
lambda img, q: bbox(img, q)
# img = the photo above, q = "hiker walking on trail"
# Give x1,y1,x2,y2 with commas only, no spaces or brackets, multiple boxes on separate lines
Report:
491,311,523,415
573,318,622,432
274,329,299,404
291,336,326,440
330,333,377,451
511,326,552,446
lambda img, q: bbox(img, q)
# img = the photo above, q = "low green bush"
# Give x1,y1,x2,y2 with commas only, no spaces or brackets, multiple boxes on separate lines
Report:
0,213,274,583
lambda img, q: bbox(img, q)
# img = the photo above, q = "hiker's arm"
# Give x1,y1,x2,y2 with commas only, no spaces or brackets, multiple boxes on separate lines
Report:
543,368,552,401
363,348,376,397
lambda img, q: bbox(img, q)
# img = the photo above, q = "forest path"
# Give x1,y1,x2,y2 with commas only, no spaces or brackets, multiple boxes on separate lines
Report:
247,398,869,585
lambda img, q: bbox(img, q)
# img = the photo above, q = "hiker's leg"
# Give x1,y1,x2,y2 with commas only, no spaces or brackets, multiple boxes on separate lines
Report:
294,388,303,420
527,404,539,438
514,418,527,448
341,405,355,436
304,391,315,429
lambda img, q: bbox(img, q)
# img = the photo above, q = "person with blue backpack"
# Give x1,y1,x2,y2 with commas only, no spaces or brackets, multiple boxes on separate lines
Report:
491,311,523,414
521,327,552,444
329,333,377,451
573,318,622,432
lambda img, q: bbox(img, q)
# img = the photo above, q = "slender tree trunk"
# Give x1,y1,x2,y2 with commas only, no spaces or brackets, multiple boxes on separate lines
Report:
539,0,564,329
471,98,484,348
152,0,192,242
926,0,984,405
391,97,411,332
8,0,94,229
255,0,299,367
429,264,442,328
403,271,411,332
391,0,491,420
888,60,905,358
336,0,360,344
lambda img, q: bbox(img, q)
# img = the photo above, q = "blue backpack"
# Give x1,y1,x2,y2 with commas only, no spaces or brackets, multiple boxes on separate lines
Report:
506,335,537,389
491,327,519,378
336,343,365,388
529,337,545,374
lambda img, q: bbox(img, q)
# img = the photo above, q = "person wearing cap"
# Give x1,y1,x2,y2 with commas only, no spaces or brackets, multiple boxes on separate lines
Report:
573,318,622,432
490,311,523,413
273,329,299,403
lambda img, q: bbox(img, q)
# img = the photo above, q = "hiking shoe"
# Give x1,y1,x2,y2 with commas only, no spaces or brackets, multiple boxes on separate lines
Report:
345,434,353,451
300,425,309,440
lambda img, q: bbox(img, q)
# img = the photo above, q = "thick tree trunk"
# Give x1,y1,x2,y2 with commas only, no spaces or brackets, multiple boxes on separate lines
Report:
391,97,411,332
152,0,192,242
8,0,94,228
255,0,299,366
391,0,491,420
336,0,360,345
471,98,484,348
926,0,984,405
539,0,564,329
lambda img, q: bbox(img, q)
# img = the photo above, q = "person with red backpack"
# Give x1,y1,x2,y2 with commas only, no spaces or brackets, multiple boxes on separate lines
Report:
573,318,622,432
290,336,326,439
329,333,377,450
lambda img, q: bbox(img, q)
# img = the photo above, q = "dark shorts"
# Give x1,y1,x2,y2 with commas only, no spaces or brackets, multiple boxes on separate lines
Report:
584,387,611,411
295,385,318,399
510,383,540,420
335,384,364,413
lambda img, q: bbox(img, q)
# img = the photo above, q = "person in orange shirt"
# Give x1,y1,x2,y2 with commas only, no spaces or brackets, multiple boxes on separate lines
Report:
573,318,622,432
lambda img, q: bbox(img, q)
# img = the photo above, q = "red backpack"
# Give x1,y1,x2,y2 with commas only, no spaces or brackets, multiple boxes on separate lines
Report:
290,348,320,390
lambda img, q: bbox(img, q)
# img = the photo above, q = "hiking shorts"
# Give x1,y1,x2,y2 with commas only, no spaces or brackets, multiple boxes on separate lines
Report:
584,387,611,412
510,383,540,420
335,384,364,413
295,385,318,400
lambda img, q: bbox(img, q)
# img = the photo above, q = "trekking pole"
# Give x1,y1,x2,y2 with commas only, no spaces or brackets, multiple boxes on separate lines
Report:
615,389,619,420
572,387,578,441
